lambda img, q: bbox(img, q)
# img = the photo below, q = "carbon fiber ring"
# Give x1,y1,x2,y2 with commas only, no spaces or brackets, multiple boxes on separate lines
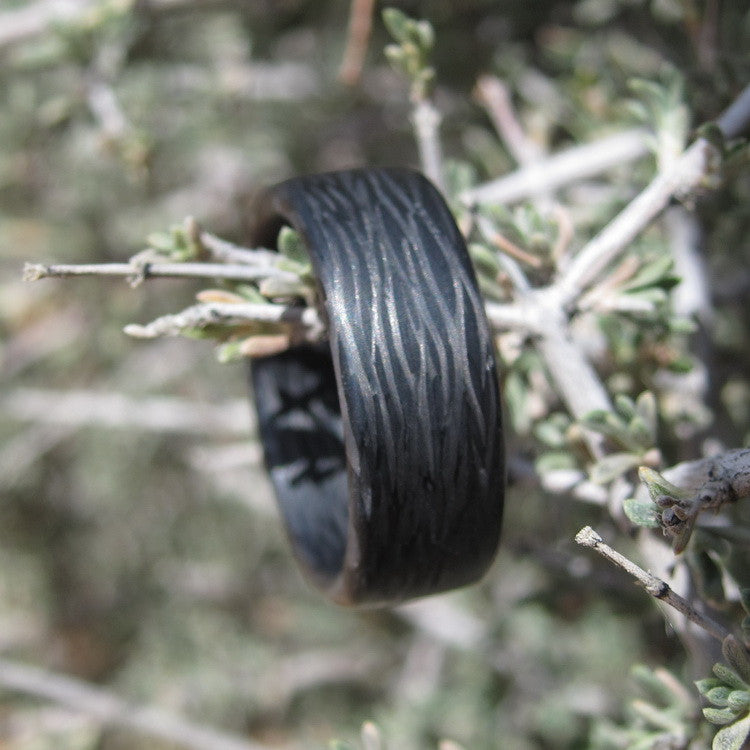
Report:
248,167,504,606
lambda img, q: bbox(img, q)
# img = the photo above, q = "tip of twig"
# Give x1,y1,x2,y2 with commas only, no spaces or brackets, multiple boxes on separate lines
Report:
22,263,48,281
575,526,602,548
123,324,151,338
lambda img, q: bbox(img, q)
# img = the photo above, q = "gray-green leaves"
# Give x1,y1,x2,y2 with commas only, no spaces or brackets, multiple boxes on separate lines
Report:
383,8,435,101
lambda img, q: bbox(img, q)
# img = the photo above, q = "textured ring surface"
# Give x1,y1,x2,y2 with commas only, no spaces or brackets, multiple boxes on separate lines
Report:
248,167,504,605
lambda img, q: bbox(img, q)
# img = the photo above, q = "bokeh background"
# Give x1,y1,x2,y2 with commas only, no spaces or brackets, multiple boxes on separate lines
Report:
1,1,749,748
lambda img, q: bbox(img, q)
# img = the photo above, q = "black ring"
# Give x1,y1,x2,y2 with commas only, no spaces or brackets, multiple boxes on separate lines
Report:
248,167,504,606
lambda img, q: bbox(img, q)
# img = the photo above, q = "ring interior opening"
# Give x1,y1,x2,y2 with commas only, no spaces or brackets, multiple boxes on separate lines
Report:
250,341,349,581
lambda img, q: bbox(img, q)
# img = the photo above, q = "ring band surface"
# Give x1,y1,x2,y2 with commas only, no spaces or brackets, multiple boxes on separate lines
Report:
248,167,504,605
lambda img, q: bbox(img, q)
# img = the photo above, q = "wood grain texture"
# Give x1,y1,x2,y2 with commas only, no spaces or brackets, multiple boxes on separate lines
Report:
249,168,504,605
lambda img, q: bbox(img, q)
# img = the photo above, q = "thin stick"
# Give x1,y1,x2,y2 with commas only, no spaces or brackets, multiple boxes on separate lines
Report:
0,657,270,750
412,99,445,193
123,301,323,340
23,261,298,285
552,137,717,306
474,75,543,165
461,129,648,206
575,526,731,643
338,0,375,86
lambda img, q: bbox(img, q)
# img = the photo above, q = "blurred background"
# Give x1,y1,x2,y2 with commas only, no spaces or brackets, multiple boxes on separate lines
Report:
1,1,749,748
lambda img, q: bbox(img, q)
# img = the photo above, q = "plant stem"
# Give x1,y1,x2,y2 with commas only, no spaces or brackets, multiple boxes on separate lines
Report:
412,98,445,193
575,526,732,643
0,657,270,750
553,137,719,306
23,261,298,285
461,129,648,206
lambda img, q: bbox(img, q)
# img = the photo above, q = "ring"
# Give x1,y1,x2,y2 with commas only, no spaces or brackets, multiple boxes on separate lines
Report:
248,167,504,606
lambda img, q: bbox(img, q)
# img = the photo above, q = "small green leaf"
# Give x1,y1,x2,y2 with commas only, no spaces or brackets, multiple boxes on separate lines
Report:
697,678,725,697
413,19,434,52
614,393,637,420
723,636,750,686
707,686,734,707
638,467,690,503
382,7,410,43
714,663,750,692
216,340,245,363
703,706,739,726
635,391,658,440
468,242,500,276
277,226,308,265
712,712,750,750
623,497,661,528
590,452,640,484
535,451,579,475
728,691,750,713
146,231,174,253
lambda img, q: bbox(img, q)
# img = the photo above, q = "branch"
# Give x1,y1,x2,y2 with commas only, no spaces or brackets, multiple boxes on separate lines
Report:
575,526,732,643
338,0,376,86
412,98,445,193
1,388,254,435
0,657,270,750
460,129,649,206
123,301,324,341
23,261,298,286
474,74,544,165
552,137,719,306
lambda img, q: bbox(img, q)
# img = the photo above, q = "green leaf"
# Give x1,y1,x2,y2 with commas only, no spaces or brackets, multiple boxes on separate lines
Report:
635,391,658,440
728,691,750,713
723,636,750,686
215,341,241,363
277,226,308,265
382,8,410,43
697,678,725,697
590,452,640,484
707,686,734,707
703,707,739,726
623,497,661,528
614,393,637,421
638,467,690,503
714,663,750,692
468,242,501,276
712,712,750,750
535,451,579,475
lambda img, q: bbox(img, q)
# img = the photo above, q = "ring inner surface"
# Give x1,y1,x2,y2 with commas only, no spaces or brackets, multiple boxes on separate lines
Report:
251,346,349,581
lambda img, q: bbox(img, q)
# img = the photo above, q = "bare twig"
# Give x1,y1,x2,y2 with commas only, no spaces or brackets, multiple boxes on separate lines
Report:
23,261,298,285
0,0,90,50
412,98,445,193
1,388,253,435
123,301,324,341
461,129,649,206
575,526,731,643
552,137,720,306
474,75,544,165
338,0,376,86
0,657,270,750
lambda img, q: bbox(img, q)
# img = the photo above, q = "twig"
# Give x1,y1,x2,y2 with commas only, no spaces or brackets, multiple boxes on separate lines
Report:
412,98,445,193
0,657,270,750
553,83,750,307
338,0,375,86
575,526,731,643
0,0,89,50
123,301,324,340
197,228,279,266
552,137,719,306
23,261,298,285
1,388,254,435
716,82,750,140
461,129,649,206
474,74,544,165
